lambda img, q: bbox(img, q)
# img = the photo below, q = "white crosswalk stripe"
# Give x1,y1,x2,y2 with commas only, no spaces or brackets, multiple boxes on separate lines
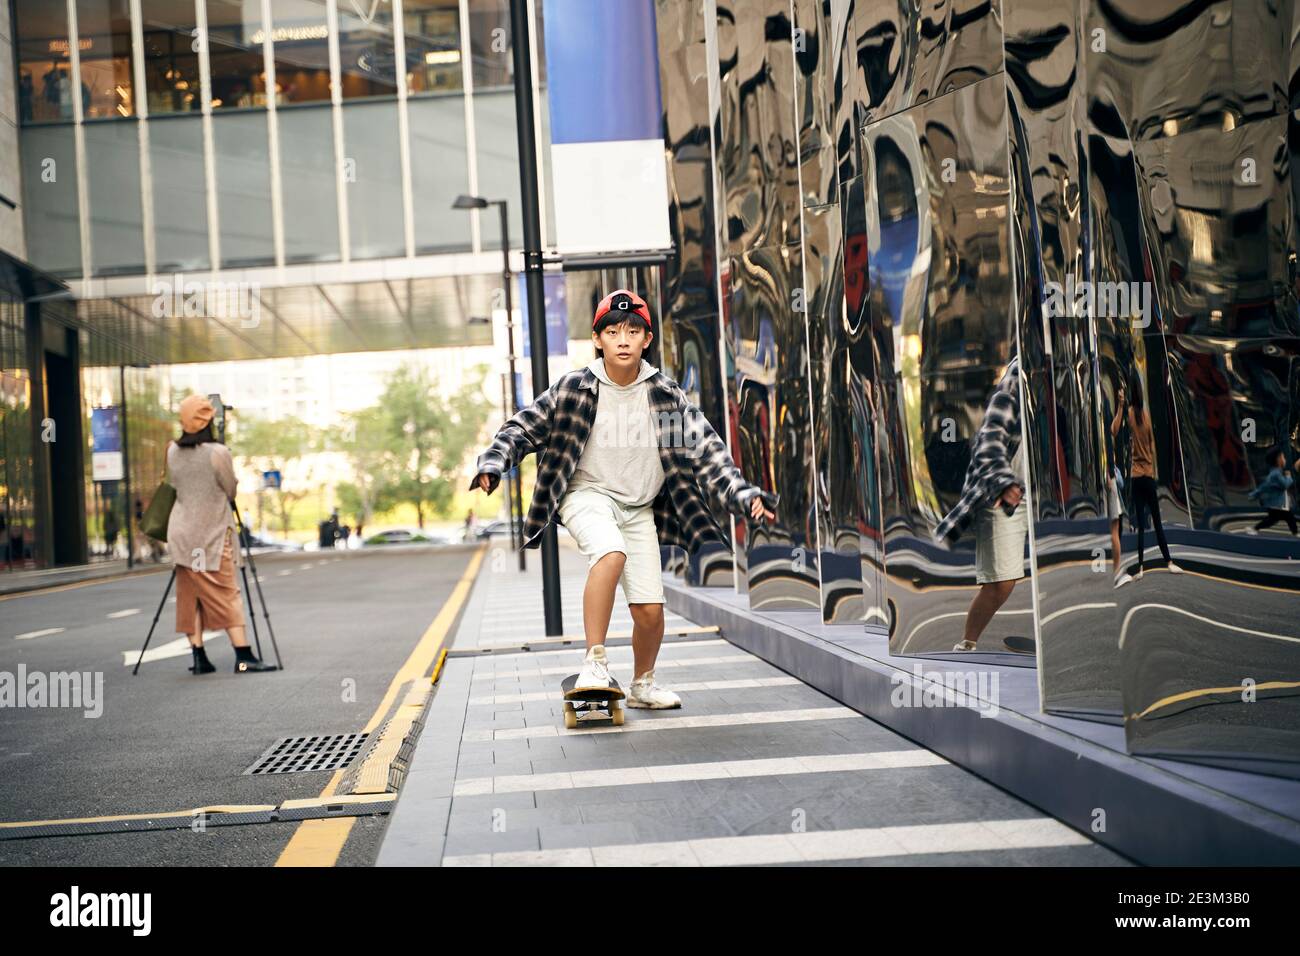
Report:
467,675,800,705
470,652,757,681
460,706,857,741
444,818,1091,867
14,627,65,641
469,638,727,660
453,749,949,795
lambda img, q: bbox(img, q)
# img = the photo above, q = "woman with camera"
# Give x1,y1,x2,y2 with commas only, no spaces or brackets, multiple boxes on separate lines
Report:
167,395,274,674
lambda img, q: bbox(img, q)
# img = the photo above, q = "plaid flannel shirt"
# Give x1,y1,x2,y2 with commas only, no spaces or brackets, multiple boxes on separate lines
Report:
934,358,1024,544
472,367,764,552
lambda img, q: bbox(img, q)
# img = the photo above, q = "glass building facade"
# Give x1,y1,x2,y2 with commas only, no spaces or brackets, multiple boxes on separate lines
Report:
0,286,37,572
11,0,555,278
1,0,575,577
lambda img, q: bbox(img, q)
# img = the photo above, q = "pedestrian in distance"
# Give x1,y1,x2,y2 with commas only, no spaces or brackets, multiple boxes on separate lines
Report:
472,289,775,709
1123,374,1183,577
167,394,275,674
1249,447,1299,535
103,506,119,558
318,512,336,550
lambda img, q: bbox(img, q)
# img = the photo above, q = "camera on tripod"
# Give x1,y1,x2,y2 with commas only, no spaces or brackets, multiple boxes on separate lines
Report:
208,393,232,444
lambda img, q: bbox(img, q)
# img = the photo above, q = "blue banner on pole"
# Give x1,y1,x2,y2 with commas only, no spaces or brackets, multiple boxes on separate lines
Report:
543,0,662,144
541,0,670,254
91,407,124,481
520,273,569,358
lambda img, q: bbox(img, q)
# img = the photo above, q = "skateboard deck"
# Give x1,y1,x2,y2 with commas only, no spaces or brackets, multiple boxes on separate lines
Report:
561,674,625,729
1003,635,1036,654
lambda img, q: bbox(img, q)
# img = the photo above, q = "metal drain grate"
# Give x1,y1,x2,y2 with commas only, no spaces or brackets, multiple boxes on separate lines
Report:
244,733,369,775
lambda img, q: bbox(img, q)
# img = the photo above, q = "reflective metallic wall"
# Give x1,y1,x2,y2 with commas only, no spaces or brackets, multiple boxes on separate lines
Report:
669,0,1300,776
1006,0,1119,715
1093,1,1300,775
656,0,734,586
716,0,821,609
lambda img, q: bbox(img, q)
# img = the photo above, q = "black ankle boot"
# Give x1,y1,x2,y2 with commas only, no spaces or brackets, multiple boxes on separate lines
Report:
189,646,216,674
233,645,276,673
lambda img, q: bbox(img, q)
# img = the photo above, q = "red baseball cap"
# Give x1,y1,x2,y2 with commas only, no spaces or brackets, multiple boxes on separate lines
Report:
593,289,652,329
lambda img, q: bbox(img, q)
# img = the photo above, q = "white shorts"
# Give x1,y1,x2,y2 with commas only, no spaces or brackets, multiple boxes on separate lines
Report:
558,487,665,604
974,500,1028,584
1106,477,1124,520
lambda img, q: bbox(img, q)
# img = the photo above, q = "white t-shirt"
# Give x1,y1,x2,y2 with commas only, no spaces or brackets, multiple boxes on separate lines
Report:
566,359,666,508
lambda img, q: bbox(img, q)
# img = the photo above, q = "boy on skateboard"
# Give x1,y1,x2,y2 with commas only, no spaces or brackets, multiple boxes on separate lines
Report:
472,289,774,708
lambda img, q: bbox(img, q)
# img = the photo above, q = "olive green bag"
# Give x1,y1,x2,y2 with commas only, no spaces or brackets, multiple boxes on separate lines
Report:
140,442,175,542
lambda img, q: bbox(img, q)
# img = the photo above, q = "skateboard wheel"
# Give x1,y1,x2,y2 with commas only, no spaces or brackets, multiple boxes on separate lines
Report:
612,706,625,726
563,708,578,729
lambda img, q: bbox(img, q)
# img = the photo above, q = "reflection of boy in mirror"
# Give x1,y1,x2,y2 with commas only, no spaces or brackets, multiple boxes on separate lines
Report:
1249,448,1298,535
1108,386,1132,587
934,358,1029,652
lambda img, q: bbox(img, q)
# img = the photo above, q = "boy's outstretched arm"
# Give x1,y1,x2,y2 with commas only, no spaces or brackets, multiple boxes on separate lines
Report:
470,387,557,495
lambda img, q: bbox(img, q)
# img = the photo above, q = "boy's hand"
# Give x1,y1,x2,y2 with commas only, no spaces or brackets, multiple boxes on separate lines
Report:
749,495,775,522
475,473,495,494
999,483,1022,510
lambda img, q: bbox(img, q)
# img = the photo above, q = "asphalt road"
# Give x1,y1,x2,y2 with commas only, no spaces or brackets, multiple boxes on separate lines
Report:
0,544,481,866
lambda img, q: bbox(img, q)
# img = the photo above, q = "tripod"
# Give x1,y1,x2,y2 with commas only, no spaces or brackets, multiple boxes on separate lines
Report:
132,501,284,674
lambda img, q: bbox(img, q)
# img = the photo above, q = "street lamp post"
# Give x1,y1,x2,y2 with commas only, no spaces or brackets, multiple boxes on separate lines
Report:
454,194,526,572
449,0,562,636
508,0,562,636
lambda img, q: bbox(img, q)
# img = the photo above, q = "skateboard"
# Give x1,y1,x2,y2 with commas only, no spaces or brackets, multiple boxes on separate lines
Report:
1002,635,1037,654
561,674,625,729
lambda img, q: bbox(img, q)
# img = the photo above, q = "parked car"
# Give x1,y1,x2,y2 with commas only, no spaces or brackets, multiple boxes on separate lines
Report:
238,529,303,551
473,519,567,541
474,519,523,540
363,527,450,546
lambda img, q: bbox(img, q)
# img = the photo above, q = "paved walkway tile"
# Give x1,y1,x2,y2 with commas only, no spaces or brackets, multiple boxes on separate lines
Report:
377,541,1130,867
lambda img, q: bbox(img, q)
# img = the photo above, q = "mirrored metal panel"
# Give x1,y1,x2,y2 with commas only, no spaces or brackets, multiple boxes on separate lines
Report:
834,0,861,187
852,0,1004,127
1132,117,1298,340
840,172,888,627
863,73,1014,383
718,0,801,256
793,0,839,207
731,244,821,609
806,200,869,622
1087,0,1288,145
1006,0,1120,718
687,0,1300,778
1121,333,1300,777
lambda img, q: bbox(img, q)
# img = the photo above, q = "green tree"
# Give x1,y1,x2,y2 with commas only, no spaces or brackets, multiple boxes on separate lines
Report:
378,364,490,527
329,405,399,532
229,415,318,537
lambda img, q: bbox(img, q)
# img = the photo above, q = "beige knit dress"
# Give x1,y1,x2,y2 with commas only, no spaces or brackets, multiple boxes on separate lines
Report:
166,441,243,635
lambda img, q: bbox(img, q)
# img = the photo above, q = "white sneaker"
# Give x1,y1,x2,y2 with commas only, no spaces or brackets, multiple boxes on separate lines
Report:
952,639,978,652
574,645,611,691
1114,572,1133,589
1166,561,1184,574
626,670,681,709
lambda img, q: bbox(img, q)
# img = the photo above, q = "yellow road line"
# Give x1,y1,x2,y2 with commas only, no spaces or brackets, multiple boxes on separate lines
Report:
350,681,432,795
1132,679,1300,720
430,647,449,684
274,545,485,867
